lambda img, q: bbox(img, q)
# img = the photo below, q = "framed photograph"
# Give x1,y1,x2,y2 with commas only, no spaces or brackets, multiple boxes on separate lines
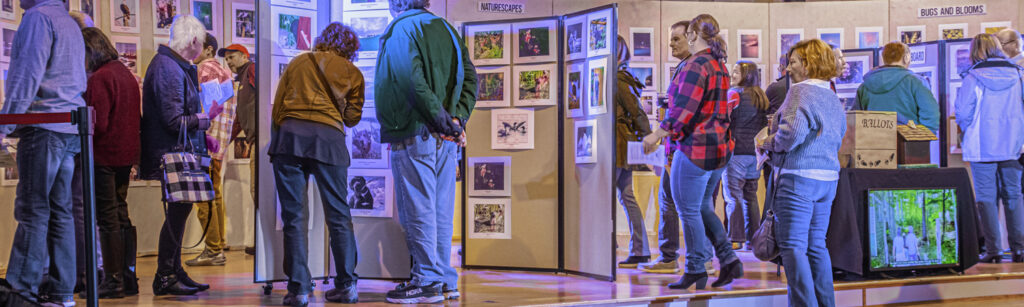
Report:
190,0,221,37
468,197,511,239
777,28,803,61
981,21,1011,34
737,29,762,62
627,63,656,92
837,91,857,112
152,0,179,35
565,61,586,118
269,0,316,10
109,0,140,33
835,55,868,90
816,28,843,49
512,19,556,64
586,9,612,57
342,0,387,11
232,136,252,160
898,25,925,45
587,57,608,115
79,0,95,20
629,27,654,62
357,65,375,108
3,167,19,186
270,55,293,103
1,0,15,20
271,5,316,56
1,23,14,63
947,81,961,112
110,36,140,75
347,168,394,218
513,64,556,106
948,43,971,80
474,65,510,108
343,9,392,60
346,108,389,169
664,63,679,94
855,27,883,49
640,91,657,117
491,108,534,150
938,23,967,40
574,119,597,164
467,156,512,197
910,66,938,98
564,15,586,61
466,23,510,66
231,1,255,45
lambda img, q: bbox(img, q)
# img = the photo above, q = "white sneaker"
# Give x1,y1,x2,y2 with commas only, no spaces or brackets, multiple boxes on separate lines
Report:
638,258,680,273
705,261,716,276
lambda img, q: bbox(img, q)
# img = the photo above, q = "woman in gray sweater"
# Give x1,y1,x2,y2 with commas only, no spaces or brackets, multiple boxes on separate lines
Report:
762,39,846,307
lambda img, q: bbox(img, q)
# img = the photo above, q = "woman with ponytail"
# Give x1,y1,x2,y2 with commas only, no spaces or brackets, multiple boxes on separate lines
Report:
642,14,743,290
724,60,769,250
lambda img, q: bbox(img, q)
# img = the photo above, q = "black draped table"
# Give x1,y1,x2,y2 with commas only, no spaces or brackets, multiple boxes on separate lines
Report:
826,167,979,276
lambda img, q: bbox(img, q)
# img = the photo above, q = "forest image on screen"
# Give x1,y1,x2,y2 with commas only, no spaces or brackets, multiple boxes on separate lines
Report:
869,189,958,270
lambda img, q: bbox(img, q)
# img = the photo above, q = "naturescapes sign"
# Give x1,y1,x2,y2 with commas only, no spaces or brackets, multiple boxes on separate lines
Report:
918,4,986,18
478,2,525,14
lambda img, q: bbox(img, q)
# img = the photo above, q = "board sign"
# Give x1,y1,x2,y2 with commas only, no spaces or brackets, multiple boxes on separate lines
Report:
478,2,525,14
918,4,985,18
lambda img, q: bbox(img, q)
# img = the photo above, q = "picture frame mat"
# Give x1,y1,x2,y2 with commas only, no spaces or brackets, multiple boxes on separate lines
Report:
574,119,597,164
586,9,612,57
512,19,558,64
348,168,394,218
109,0,141,33
467,197,512,239
190,0,222,38
231,1,256,45
490,108,535,150
474,65,511,108
564,15,587,61
465,23,511,66
736,29,762,62
270,5,318,57
346,108,390,169
467,156,512,197
565,60,587,118
855,26,884,49
512,63,557,106
628,27,654,62
151,0,180,35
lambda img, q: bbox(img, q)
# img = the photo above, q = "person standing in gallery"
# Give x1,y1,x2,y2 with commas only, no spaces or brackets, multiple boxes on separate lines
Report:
80,27,141,299
642,14,743,290
829,45,847,93
270,22,365,306
612,35,653,268
723,60,768,250
761,38,845,307
186,33,236,268
955,33,1024,264
376,0,476,303
1,0,86,305
140,15,220,296
996,29,1024,66
218,44,257,255
856,42,940,133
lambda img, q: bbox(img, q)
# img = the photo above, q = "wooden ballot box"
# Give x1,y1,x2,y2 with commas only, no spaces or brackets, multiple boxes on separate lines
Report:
839,111,898,169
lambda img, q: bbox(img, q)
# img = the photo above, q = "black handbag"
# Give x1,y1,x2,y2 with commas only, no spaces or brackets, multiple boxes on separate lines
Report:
752,207,780,261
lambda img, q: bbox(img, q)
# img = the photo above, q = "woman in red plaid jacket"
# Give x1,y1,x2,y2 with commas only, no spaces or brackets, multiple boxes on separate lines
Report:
643,14,743,290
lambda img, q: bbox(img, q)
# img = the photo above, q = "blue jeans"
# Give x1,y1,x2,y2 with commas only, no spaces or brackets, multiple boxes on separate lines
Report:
272,154,358,295
774,173,837,307
670,152,736,273
970,160,1024,254
723,155,761,242
5,128,81,297
657,169,680,261
616,168,650,257
391,133,458,287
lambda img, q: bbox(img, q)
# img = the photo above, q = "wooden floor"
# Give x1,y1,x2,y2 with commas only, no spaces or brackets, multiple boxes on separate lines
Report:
75,247,1024,306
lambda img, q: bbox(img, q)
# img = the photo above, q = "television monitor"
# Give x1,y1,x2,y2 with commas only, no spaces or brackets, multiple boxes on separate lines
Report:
867,188,959,271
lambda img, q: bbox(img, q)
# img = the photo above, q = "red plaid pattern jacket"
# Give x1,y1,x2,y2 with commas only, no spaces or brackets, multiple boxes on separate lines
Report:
659,49,734,171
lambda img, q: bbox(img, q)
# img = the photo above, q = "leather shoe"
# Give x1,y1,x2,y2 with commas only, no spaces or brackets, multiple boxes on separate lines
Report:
667,272,708,290
176,269,210,291
1013,251,1024,263
712,259,744,288
153,274,199,296
979,253,1003,263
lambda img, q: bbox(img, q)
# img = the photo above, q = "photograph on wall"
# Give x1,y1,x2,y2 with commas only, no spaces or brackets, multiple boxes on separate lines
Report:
344,9,392,59
664,63,680,93
856,27,883,49
232,2,256,45
513,64,556,107
491,108,534,150
2,166,18,186
565,61,586,118
898,26,925,45
565,15,586,61
911,66,938,97
737,29,761,62
269,0,316,10
347,169,394,218
467,156,511,197
817,28,843,49
271,5,316,56
346,108,389,169
512,20,556,63
947,81,961,116
110,0,140,33
587,58,608,115
0,0,14,20
357,65,375,108
938,23,967,40
586,9,611,57
1,23,14,63
627,63,656,92
342,0,387,11
474,65,510,108
574,119,597,164
233,136,252,160
777,28,803,61
837,91,857,111
629,27,654,62
466,24,510,66
468,198,511,240
152,0,179,35
948,43,970,80
270,55,292,103
640,92,656,117
79,0,95,19
835,55,868,89
111,36,140,75
981,21,1011,34
191,0,221,36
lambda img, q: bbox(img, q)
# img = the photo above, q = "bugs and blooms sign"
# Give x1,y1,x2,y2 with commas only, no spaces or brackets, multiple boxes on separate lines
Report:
478,2,525,14
918,4,986,18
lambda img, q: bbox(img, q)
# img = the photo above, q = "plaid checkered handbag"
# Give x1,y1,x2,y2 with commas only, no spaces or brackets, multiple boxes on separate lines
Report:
161,119,214,203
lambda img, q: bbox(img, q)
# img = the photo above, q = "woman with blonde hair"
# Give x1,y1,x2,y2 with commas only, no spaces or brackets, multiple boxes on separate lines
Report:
724,60,768,249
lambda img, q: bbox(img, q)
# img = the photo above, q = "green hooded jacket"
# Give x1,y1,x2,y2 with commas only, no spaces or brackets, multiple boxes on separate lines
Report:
374,9,477,143
856,66,940,132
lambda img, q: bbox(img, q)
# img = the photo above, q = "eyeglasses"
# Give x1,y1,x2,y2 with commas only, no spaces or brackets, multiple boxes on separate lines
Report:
1001,39,1017,46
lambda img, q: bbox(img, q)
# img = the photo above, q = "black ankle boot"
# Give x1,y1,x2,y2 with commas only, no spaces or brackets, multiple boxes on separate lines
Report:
667,272,708,290
979,253,1003,263
96,275,125,299
122,226,139,296
712,259,744,288
153,274,199,296
176,269,210,291
1012,251,1024,263
97,230,125,299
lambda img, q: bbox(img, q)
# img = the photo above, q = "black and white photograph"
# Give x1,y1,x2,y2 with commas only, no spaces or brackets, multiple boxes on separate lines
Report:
232,1,255,45
347,169,394,218
467,156,511,197
565,15,586,60
346,108,389,169
110,0,140,33
565,61,586,118
575,119,597,164
629,27,654,62
512,19,556,64
491,108,534,150
152,0,178,35
835,55,868,89
468,198,511,239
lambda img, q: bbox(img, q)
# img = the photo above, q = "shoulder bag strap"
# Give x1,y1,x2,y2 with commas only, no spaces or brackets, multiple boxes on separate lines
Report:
307,52,345,115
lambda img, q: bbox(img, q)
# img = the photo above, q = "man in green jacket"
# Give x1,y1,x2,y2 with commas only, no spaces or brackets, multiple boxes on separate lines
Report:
857,42,940,133
374,0,476,304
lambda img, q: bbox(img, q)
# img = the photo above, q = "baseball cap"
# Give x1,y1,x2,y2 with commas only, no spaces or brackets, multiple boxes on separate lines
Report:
218,44,250,58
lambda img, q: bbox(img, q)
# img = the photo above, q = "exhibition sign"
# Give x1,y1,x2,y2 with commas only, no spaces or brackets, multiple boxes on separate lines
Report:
917,4,986,18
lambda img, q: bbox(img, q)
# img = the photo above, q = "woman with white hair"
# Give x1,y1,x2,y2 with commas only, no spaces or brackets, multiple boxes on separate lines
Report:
139,15,222,296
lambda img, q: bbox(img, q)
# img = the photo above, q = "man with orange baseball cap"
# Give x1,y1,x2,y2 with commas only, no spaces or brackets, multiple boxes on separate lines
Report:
218,43,258,255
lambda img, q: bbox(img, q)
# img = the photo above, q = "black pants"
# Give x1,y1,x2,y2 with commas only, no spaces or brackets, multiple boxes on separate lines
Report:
96,166,133,233
157,202,192,276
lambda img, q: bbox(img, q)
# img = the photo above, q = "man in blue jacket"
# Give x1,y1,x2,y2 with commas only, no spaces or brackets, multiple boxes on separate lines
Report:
374,0,476,304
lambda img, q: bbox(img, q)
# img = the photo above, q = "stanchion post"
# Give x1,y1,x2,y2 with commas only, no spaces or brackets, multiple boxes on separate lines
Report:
73,106,98,307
